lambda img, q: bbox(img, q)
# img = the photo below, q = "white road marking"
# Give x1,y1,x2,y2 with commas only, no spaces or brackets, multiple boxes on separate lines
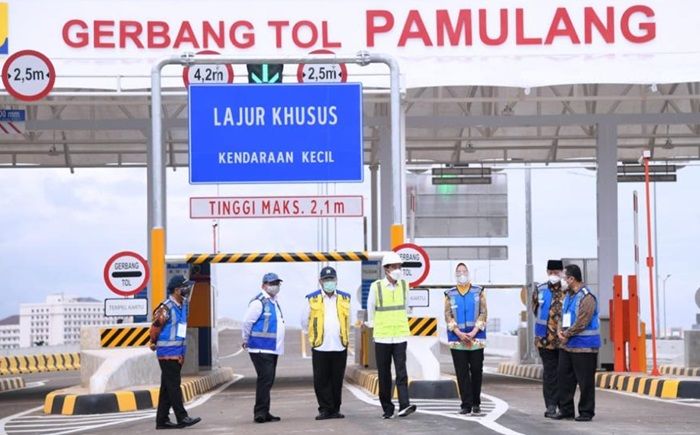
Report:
344,383,524,435
0,374,243,435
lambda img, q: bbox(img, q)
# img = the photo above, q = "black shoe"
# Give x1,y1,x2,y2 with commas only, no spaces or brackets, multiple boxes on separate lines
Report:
472,406,481,415
459,408,471,415
176,416,201,428
315,413,333,420
331,412,345,419
575,415,593,422
398,404,417,417
265,414,281,422
382,412,394,419
254,415,266,423
156,421,178,430
544,406,558,418
552,412,575,420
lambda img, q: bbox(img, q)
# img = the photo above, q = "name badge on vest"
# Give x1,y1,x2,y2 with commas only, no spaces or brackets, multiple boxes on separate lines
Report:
176,323,187,339
538,291,544,305
562,313,572,329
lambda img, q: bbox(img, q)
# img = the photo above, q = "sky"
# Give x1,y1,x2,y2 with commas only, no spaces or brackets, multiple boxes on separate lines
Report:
1,164,698,336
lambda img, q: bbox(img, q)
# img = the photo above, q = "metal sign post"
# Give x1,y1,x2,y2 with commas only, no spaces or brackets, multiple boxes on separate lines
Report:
149,51,404,317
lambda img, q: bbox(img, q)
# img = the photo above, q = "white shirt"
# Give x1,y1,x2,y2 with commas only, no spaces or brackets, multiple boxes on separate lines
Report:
301,291,345,352
242,290,285,355
366,278,411,344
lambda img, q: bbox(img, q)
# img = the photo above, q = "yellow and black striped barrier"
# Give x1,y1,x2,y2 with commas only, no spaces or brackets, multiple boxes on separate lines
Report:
181,251,370,264
659,365,700,377
0,376,25,392
44,367,234,414
100,326,150,348
408,317,438,336
0,353,80,375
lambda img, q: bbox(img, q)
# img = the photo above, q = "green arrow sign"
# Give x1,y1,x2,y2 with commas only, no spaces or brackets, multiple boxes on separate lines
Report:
247,64,284,84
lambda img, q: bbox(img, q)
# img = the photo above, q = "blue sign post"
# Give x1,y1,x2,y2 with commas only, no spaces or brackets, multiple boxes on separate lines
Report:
188,83,363,184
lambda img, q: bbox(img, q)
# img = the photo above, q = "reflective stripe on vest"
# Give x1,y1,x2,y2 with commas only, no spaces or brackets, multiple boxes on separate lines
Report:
156,299,187,357
535,284,553,338
373,280,410,338
248,294,279,351
446,285,486,342
563,287,601,349
306,290,351,348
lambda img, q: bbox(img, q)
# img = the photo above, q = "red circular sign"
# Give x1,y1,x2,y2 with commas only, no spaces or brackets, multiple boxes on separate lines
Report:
297,49,348,83
1,50,56,101
182,50,234,87
103,251,150,297
393,243,431,288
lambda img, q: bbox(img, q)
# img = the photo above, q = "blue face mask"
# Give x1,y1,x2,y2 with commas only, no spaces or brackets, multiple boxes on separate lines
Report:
322,280,337,293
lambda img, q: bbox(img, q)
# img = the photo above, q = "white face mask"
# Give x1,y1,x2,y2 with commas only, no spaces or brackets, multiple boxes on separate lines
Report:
548,274,561,285
456,274,469,285
266,285,280,296
560,278,569,291
389,269,403,281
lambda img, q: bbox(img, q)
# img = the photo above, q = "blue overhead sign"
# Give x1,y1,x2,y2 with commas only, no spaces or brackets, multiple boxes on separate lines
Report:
188,83,363,184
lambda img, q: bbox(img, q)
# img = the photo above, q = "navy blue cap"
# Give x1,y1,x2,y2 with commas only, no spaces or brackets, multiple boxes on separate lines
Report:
167,275,194,293
319,266,337,279
262,272,282,284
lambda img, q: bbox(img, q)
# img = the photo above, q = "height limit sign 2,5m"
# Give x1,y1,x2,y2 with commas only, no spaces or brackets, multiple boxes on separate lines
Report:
1,50,56,101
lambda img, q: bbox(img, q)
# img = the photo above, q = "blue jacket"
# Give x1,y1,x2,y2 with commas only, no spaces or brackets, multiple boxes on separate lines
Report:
248,293,279,351
563,287,601,349
156,298,188,358
445,285,486,342
535,283,554,338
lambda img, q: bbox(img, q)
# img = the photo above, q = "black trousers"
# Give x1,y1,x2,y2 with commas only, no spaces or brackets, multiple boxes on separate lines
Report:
539,348,560,409
375,342,410,415
557,350,597,418
250,352,279,418
156,359,188,424
312,349,347,415
450,348,484,409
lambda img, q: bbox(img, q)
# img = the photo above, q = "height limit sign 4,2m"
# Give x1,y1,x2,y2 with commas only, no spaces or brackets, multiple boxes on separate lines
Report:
1,50,56,101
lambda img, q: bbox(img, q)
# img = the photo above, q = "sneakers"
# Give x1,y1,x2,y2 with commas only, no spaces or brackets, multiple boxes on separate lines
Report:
544,405,558,418
472,406,481,415
382,412,394,419
459,407,471,415
397,404,417,417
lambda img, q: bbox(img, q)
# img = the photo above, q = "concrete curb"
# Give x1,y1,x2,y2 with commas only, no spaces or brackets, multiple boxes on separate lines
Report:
345,364,459,399
496,362,700,399
44,367,234,415
0,353,80,375
659,365,700,377
0,376,25,392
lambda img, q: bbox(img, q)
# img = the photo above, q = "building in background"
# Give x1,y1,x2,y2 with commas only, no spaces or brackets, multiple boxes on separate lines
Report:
18,294,128,348
0,315,20,350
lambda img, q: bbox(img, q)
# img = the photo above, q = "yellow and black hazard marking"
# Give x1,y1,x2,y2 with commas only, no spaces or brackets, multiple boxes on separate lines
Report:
660,365,700,377
185,251,369,264
100,326,150,348
408,317,438,336
44,367,235,415
0,376,25,391
498,362,543,380
0,353,80,375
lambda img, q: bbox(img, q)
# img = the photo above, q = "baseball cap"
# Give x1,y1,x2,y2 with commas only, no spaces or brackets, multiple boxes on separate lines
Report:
262,272,283,284
319,266,337,279
167,275,194,293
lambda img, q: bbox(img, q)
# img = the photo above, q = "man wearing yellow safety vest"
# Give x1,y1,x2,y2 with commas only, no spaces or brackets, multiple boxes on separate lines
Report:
301,266,351,420
554,264,600,422
366,252,417,419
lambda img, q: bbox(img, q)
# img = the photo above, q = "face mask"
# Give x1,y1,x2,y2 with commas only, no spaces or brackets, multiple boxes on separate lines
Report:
266,285,280,296
456,274,469,285
560,278,569,291
322,281,337,293
389,269,403,281
548,274,561,285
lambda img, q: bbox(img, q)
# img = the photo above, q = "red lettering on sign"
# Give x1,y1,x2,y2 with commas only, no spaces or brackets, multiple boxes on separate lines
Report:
63,19,89,48
545,8,581,45
515,9,542,45
584,7,614,44
436,9,472,47
147,21,171,48
622,5,656,43
174,21,200,49
120,21,145,48
366,10,394,47
398,10,433,47
479,9,508,46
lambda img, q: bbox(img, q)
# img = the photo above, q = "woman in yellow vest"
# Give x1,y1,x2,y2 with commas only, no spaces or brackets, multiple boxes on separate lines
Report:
366,252,417,419
301,266,351,421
